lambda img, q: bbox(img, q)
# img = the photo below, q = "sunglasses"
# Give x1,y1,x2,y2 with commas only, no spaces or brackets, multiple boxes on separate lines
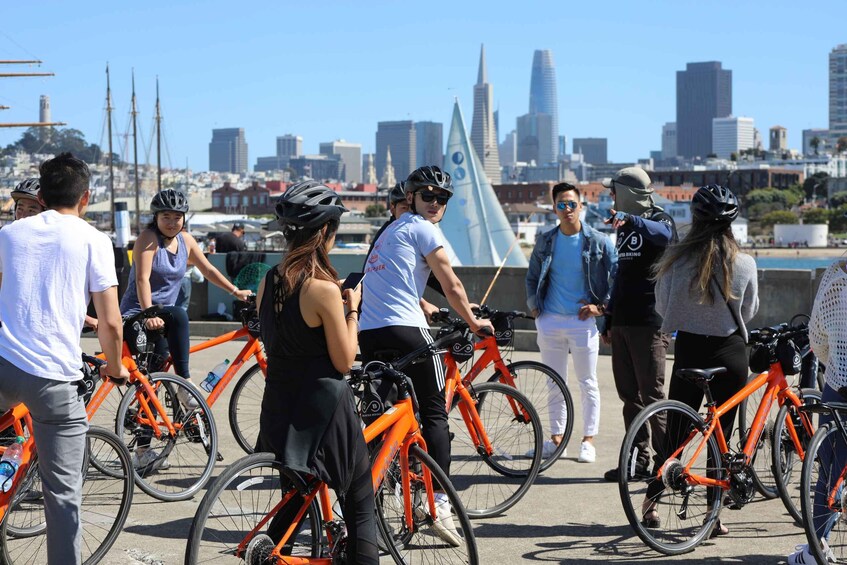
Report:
556,200,579,211
418,191,450,205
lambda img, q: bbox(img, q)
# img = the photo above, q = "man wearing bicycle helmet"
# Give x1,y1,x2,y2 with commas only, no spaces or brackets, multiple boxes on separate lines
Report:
11,177,46,220
120,189,251,469
359,165,493,546
0,153,128,564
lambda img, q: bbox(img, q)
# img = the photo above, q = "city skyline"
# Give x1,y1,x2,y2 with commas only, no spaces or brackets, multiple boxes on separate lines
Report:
0,1,843,170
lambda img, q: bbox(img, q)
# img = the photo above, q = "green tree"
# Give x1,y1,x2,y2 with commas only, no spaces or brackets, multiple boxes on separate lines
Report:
830,204,847,232
803,172,829,201
838,137,847,155
830,191,847,208
802,207,829,225
364,204,386,217
760,210,798,228
810,136,821,155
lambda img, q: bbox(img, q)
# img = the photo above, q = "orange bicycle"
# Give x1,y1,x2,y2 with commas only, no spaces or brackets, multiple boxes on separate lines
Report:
85,305,219,502
185,363,478,564
617,323,818,554
0,403,133,564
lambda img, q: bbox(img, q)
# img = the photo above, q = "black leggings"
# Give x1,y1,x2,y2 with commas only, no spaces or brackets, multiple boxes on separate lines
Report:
359,326,451,476
124,306,191,379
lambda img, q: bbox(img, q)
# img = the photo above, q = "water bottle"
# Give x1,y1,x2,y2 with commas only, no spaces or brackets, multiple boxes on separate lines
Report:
201,359,230,392
0,436,25,493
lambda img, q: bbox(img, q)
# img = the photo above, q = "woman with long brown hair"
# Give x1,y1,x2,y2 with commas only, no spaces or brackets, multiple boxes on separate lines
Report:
641,184,758,536
255,180,377,564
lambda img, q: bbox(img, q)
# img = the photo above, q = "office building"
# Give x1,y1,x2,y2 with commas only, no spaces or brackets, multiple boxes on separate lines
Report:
769,126,788,152
558,135,568,160
319,140,362,183
471,45,501,181
803,128,829,156
676,62,732,158
255,156,288,172
288,155,342,181
415,121,443,168
516,112,554,165
499,130,517,168
662,122,677,160
277,134,302,159
376,121,416,182
572,137,608,165
711,116,755,159
830,44,847,144
529,49,559,164
209,128,248,173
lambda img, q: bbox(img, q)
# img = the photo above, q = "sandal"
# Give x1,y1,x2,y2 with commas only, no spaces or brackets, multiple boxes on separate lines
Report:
641,500,660,528
709,520,729,538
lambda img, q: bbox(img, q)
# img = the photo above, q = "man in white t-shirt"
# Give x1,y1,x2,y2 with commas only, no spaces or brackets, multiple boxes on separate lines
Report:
0,153,129,565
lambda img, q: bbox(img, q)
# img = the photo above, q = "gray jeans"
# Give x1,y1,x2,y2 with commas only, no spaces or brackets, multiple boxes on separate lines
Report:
0,355,88,565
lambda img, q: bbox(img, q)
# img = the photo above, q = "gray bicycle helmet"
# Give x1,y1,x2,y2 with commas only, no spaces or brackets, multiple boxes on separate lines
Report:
150,189,189,214
691,184,739,224
11,178,40,202
275,180,347,229
387,181,407,206
406,165,453,196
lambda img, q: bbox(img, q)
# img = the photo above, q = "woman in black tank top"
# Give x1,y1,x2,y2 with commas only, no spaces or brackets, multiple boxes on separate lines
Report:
256,181,377,565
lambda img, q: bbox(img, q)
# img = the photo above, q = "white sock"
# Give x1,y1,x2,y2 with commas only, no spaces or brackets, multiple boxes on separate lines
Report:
434,492,449,505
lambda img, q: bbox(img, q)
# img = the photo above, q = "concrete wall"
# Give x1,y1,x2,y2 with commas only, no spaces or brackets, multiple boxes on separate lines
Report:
190,253,830,352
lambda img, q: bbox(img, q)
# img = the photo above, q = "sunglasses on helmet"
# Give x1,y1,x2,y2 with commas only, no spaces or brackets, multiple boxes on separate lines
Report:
417,191,450,205
556,200,579,211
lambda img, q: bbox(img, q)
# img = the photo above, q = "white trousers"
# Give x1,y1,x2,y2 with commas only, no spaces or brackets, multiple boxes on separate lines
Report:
535,312,601,438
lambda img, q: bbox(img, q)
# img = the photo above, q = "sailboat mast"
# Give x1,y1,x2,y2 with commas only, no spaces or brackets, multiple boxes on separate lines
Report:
155,76,162,191
106,64,115,232
131,70,140,235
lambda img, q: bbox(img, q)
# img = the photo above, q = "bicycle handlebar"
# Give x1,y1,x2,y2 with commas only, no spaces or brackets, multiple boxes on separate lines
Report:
349,363,420,416
748,323,808,345
121,304,164,326
472,304,531,320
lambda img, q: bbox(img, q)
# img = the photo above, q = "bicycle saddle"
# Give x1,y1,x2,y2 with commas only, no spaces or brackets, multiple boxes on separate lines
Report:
677,367,726,383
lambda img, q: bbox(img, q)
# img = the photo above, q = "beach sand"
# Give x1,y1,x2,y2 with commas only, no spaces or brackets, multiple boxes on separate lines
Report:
743,247,847,258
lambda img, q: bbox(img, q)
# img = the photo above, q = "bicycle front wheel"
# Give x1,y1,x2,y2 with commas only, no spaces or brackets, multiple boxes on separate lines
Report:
0,426,134,565
619,400,723,555
376,443,478,565
185,452,323,564
449,382,543,518
801,422,847,564
772,388,820,524
115,372,218,501
737,374,779,499
228,363,265,454
488,360,573,472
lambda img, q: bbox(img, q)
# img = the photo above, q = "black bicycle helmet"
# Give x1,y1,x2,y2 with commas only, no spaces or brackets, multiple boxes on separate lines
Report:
387,181,407,206
275,180,347,229
11,178,40,202
150,189,189,214
691,184,739,224
405,165,453,196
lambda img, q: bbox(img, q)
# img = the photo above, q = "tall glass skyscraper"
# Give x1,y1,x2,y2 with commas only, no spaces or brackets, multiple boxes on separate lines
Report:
528,49,559,165
209,128,248,173
830,44,847,145
676,62,732,159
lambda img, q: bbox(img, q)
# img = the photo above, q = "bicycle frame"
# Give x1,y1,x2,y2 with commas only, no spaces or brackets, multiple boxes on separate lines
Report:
667,361,809,491
0,404,36,523
238,396,435,564
464,335,512,386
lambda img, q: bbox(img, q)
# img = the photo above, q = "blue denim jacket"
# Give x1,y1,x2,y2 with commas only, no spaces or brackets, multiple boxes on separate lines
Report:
525,223,618,333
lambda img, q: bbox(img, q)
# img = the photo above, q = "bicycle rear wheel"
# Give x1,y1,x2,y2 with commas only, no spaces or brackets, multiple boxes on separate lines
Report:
376,443,478,565
185,452,322,564
618,400,723,555
800,422,845,564
449,382,542,518
772,388,820,524
737,374,779,499
488,360,573,472
115,372,218,501
0,426,134,565
228,363,265,454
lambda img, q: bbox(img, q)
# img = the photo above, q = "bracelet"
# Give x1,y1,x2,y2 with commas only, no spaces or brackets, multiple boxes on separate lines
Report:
346,311,359,320
229,287,240,296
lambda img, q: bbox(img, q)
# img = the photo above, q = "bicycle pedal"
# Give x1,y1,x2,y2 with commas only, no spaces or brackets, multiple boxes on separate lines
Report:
216,451,224,462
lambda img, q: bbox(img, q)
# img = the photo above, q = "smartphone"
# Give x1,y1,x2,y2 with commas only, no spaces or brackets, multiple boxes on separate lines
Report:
341,272,365,291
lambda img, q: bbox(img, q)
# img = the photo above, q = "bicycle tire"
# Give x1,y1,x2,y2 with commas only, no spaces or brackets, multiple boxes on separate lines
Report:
772,388,821,524
185,452,323,564
0,427,134,565
618,400,722,555
228,363,265,454
449,381,543,518
487,360,573,472
376,443,479,565
800,422,844,564
737,373,779,499
115,372,218,501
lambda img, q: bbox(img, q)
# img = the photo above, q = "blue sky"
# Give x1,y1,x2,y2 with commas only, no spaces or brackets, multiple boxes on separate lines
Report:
1,1,843,170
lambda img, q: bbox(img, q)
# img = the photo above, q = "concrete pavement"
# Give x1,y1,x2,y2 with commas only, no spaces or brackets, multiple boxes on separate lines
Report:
83,336,808,564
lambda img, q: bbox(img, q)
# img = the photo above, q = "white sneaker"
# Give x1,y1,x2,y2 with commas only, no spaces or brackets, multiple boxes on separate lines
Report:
430,497,461,547
787,541,836,564
132,448,170,471
525,440,565,459
578,441,596,463
176,385,200,410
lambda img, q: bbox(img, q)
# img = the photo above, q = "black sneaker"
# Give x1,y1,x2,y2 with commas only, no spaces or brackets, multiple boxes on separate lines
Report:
605,462,651,482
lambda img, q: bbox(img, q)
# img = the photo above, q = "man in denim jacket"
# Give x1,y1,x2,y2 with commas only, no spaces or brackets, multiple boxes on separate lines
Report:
526,183,617,464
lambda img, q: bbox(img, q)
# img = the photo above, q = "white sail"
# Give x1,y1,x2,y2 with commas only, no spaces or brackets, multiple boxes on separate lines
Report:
441,101,527,267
